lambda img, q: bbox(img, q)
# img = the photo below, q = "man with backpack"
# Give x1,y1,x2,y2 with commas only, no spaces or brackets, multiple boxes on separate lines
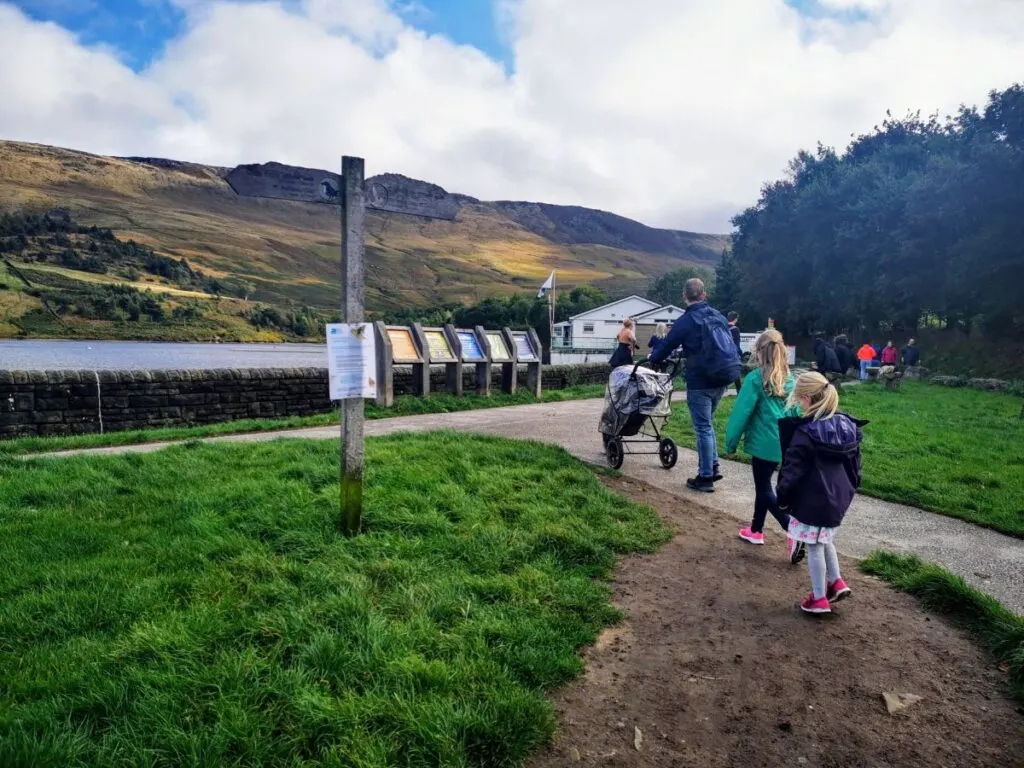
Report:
649,278,742,493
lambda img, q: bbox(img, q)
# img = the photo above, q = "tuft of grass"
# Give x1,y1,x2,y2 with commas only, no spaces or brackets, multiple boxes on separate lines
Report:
0,433,670,766
0,384,605,457
861,552,1024,703
665,380,1024,537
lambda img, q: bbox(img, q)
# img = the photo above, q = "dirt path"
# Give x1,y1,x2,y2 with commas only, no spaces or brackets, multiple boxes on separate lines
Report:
527,477,1024,768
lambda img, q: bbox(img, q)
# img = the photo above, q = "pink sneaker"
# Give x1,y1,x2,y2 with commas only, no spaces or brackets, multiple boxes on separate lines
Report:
739,528,764,545
827,578,852,602
800,593,832,614
788,538,806,565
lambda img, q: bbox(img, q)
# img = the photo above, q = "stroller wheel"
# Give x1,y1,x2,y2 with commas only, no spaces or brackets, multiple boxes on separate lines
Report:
606,438,624,469
659,438,678,469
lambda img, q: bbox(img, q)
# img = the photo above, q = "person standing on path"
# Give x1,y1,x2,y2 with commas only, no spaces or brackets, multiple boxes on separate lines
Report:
777,372,867,615
856,343,875,380
725,329,805,564
648,322,669,359
608,318,638,368
727,312,743,393
649,278,741,493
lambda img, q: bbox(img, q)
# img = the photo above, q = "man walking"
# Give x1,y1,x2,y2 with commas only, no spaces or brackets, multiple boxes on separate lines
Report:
902,338,920,368
649,278,741,493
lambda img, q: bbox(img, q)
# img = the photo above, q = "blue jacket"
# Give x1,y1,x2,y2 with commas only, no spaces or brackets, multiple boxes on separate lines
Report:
648,301,729,390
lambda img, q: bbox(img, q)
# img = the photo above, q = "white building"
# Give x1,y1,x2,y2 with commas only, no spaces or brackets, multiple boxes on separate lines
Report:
553,296,686,350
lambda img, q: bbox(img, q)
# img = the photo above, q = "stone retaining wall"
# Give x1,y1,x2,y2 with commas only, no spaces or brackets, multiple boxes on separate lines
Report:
0,363,612,438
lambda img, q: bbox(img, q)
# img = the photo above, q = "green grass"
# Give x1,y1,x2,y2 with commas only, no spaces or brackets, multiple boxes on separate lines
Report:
861,552,1024,703
0,384,605,457
663,380,1024,537
0,433,670,767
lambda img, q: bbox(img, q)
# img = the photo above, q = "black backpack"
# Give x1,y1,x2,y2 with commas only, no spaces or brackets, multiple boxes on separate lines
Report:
695,308,742,387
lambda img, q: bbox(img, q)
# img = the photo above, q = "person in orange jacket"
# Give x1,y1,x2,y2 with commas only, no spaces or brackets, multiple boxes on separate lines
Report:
856,343,875,381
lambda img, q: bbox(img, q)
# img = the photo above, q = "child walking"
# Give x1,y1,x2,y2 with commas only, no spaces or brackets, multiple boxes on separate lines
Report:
776,372,867,614
724,330,804,564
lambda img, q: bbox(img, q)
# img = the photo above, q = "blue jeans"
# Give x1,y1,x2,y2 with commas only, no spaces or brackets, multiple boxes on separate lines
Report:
686,387,726,478
859,360,870,380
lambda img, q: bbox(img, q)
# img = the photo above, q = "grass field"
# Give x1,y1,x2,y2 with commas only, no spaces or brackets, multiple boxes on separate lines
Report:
861,552,1024,702
0,385,606,457
0,434,670,766
663,380,1024,537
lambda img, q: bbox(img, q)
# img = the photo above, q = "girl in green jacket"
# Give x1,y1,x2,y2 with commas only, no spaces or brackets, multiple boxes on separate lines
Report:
725,329,805,564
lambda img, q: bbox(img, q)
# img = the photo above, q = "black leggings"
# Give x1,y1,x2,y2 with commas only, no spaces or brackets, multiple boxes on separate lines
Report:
751,457,791,534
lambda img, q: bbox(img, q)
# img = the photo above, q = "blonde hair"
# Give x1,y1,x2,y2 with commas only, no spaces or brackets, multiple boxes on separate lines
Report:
654,322,668,338
753,329,789,397
789,371,839,421
623,317,635,329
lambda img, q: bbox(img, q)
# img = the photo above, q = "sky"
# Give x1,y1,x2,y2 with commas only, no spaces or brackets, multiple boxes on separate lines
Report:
1,0,1022,233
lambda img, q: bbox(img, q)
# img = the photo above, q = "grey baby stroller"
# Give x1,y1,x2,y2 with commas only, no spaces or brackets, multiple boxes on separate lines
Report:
599,357,681,469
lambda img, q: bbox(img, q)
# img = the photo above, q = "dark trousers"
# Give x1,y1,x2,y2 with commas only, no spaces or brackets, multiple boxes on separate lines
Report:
751,457,791,533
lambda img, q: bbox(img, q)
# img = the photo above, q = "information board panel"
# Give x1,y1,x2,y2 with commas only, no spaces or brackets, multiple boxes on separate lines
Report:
487,332,512,362
424,329,455,361
457,331,485,361
512,332,536,362
387,327,421,362
326,323,377,400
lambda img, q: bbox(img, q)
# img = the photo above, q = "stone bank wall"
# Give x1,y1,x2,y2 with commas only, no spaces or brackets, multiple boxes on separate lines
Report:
0,363,611,438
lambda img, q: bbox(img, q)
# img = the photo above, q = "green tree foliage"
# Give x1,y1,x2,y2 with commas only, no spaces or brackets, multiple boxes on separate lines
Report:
728,84,1024,340
647,266,715,306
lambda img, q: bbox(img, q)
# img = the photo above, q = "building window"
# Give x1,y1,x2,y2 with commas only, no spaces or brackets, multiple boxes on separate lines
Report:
583,323,595,333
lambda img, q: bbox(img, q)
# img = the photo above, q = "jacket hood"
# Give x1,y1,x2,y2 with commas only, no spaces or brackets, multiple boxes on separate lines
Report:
778,412,867,458
803,414,863,459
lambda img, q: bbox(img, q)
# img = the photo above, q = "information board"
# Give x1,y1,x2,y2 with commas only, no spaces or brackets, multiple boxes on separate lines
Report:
424,330,455,361
326,323,377,400
512,332,536,362
457,331,485,361
487,332,512,362
387,327,421,362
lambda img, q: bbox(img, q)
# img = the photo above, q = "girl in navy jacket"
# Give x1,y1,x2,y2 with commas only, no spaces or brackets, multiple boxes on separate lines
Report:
777,372,867,614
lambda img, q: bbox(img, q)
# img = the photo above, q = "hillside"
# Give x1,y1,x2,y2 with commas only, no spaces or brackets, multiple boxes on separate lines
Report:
0,140,728,341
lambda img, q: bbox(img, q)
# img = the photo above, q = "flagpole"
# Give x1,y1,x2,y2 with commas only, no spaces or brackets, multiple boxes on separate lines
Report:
548,271,555,365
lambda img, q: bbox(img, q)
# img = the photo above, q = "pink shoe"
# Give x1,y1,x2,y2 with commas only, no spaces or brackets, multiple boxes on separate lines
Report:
788,538,806,565
827,578,852,602
800,593,832,614
739,528,764,545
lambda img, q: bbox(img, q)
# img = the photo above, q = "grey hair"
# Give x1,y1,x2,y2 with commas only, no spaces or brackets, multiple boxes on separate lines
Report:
683,278,706,302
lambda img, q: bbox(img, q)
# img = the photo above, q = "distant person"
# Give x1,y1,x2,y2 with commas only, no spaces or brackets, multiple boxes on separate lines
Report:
647,322,669,358
649,278,741,492
777,372,866,615
871,343,882,367
880,341,898,366
725,329,805,563
813,335,842,375
856,342,875,380
834,335,854,377
727,311,743,393
608,318,638,368
902,338,920,367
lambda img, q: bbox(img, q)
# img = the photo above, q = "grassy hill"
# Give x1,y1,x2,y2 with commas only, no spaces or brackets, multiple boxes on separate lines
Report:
0,140,728,342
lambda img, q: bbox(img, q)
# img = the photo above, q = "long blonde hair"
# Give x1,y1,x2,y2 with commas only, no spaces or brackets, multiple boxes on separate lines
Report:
754,329,789,397
654,322,668,338
789,371,839,421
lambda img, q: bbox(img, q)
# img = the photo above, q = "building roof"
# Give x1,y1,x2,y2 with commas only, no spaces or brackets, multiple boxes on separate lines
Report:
569,295,661,321
633,304,686,322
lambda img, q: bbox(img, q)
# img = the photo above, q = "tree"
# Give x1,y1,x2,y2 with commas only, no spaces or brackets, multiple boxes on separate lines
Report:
647,266,715,306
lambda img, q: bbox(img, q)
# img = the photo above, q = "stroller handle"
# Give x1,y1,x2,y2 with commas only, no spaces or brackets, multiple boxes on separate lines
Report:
632,355,682,378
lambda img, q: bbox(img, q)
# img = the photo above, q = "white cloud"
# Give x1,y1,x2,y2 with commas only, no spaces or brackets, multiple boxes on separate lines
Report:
1,0,1022,232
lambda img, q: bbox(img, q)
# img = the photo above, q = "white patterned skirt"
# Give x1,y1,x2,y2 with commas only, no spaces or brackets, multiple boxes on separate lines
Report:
787,519,838,545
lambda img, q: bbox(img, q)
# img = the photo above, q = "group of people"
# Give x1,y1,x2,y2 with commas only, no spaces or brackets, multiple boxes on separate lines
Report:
815,335,921,381
612,278,866,615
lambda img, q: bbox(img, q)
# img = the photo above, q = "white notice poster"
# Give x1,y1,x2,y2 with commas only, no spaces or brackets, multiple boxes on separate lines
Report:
326,323,377,400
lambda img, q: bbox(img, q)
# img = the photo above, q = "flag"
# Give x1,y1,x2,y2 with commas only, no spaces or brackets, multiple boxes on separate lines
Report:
537,271,555,299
